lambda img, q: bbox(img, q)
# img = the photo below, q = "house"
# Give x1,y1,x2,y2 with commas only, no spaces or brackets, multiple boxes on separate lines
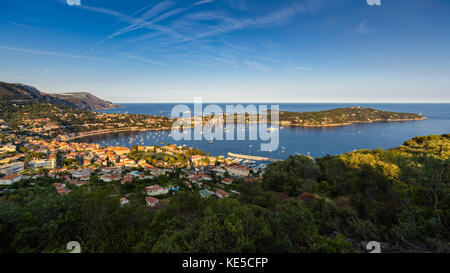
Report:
182,180,192,189
0,162,25,175
29,159,56,169
146,185,169,196
191,155,203,163
222,178,233,185
149,168,168,176
0,174,23,185
0,144,16,152
100,173,121,182
211,167,226,177
120,197,129,206
146,196,159,207
215,189,229,198
54,183,71,195
113,147,131,156
226,165,251,177
121,174,133,184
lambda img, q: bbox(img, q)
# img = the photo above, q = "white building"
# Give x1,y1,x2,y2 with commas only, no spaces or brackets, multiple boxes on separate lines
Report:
0,174,23,185
0,144,16,152
146,196,159,207
29,159,56,169
226,165,250,177
146,185,169,196
0,162,25,175
120,198,130,207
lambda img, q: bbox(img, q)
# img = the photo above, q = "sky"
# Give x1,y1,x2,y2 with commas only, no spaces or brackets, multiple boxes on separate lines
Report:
0,0,449,103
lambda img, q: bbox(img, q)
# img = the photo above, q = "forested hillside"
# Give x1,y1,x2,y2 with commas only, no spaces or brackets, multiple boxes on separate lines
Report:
0,134,448,253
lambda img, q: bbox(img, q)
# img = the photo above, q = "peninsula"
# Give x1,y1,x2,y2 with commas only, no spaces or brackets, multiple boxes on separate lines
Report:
192,107,426,128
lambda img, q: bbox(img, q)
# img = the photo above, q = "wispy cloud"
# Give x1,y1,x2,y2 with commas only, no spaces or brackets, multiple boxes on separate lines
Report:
0,45,92,60
5,20,36,30
256,39,278,50
65,0,327,70
244,60,270,72
119,52,167,66
192,0,215,7
292,65,311,71
66,0,81,6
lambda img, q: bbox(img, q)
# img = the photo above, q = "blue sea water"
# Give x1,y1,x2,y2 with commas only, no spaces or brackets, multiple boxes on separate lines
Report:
79,103,450,159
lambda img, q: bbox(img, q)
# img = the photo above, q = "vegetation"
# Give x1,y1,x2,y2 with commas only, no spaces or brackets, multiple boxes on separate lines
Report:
0,101,173,139
276,107,426,127
0,134,448,253
199,107,425,128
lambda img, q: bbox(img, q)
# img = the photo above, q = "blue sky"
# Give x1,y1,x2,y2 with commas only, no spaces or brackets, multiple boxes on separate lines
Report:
0,0,449,103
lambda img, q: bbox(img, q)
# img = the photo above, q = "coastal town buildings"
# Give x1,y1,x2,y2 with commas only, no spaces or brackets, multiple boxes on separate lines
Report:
0,174,24,185
146,196,159,207
0,133,258,208
146,185,169,196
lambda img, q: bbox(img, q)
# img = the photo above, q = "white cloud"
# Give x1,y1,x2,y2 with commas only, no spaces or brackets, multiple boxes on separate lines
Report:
292,66,311,71
244,60,270,72
66,0,81,6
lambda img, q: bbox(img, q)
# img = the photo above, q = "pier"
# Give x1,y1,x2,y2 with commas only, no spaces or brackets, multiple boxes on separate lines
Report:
227,152,281,162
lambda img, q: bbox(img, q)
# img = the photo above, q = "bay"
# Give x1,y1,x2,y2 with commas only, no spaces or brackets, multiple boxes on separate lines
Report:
77,103,450,159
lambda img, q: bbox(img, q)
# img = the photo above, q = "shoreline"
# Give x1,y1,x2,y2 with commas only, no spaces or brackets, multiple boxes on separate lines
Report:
64,127,172,142
280,117,428,128
64,117,427,142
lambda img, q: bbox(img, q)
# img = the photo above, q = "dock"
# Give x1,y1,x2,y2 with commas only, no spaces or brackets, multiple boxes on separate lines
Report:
227,152,281,162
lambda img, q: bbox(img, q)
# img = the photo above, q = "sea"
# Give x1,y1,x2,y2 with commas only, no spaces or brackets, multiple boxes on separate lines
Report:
76,103,450,159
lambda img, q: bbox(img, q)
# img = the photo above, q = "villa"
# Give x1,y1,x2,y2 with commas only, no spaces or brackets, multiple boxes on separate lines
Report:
0,174,24,185
146,196,159,207
146,185,169,196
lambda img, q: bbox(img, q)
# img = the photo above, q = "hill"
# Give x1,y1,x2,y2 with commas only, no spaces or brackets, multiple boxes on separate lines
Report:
0,81,119,111
200,107,426,127
48,92,120,111
276,107,426,127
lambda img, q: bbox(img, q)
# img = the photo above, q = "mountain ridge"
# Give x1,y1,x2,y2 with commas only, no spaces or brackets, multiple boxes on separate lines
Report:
0,81,120,111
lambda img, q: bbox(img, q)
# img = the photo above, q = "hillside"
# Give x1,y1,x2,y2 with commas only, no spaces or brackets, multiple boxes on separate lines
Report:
0,81,119,111
276,107,426,127
200,107,426,127
49,92,120,111
0,81,76,107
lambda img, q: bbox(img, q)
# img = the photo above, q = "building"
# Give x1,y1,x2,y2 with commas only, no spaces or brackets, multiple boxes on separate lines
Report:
121,174,133,184
215,189,229,198
0,174,23,185
120,197,130,206
146,196,159,207
29,159,56,169
100,174,121,182
146,185,169,196
0,144,17,152
222,178,233,185
112,147,130,156
211,167,227,177
0,162,25,175
182,180,192,189
226,165,251,177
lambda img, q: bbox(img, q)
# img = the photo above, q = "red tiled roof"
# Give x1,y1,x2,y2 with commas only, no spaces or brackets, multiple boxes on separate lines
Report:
1,174,21,180
146,196,159,204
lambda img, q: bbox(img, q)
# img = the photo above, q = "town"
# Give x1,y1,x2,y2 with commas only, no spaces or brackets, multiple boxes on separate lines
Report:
0,130,267,208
